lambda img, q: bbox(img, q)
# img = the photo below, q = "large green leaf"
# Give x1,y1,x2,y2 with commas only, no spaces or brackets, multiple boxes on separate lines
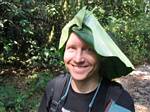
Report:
59,7,134,79
83,12,134,68
59,6,86,49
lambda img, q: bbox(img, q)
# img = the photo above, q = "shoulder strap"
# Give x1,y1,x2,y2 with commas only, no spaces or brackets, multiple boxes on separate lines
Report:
108,86,123,101
104,81,123,109
49,74,69,112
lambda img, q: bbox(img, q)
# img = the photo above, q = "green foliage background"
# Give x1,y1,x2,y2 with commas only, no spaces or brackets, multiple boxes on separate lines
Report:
0,0,150,111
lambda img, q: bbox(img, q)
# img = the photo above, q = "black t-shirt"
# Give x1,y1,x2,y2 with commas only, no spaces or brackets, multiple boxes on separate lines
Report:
38,75,135,112
62,85,96,112
61,78,134,112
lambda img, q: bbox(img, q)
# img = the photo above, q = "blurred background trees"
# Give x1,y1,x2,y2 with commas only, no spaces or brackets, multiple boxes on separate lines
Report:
0,0,149,111
0,0,149,69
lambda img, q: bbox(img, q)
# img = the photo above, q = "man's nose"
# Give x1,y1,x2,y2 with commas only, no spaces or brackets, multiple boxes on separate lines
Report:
74,50,84,63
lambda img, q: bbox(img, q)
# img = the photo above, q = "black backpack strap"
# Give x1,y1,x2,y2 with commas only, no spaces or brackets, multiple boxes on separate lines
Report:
49,74,70,112
97,79,110,112
104,81,123,110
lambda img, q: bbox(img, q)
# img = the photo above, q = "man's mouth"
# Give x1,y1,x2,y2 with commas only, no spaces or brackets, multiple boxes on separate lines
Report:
71,64,90,73
72,64,89,68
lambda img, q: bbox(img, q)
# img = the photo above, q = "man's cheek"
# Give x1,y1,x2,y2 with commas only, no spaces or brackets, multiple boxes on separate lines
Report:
64,51,74,61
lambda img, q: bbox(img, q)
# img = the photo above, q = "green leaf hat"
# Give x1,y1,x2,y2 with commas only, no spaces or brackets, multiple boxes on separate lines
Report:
59,7,134,79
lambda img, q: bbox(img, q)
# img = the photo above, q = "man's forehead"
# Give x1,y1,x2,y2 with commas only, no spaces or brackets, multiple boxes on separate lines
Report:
66,32,89,47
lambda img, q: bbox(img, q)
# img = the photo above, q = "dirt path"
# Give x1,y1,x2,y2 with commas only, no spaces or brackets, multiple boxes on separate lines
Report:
116,64,150,112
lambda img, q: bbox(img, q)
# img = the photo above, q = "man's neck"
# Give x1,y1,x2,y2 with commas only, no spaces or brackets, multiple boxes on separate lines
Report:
71,75,101,94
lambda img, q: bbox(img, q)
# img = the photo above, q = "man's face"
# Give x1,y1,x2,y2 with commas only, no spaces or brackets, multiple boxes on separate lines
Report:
64,32,100,81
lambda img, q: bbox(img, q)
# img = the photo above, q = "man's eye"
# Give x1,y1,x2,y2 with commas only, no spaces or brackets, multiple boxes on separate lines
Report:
85,48,94,52
68,47,75,50
67,47,76,52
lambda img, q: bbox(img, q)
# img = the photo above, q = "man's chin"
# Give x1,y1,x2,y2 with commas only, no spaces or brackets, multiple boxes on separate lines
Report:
70,72,90,81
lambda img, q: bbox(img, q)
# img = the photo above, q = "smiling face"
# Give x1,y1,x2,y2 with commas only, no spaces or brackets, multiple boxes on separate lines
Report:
64,32,100,81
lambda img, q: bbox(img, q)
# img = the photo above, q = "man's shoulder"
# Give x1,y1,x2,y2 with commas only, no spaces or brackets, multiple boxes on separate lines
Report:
107,79,132,100
103,78,133,104
104,78,135,112
105,78,132,102
43,74,69,101
46,74,68,90
103,78,123,91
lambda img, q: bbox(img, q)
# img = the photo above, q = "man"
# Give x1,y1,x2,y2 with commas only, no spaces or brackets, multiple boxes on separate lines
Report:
38,7,135,112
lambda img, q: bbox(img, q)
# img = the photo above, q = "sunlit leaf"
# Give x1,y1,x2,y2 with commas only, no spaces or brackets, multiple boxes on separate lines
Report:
59,7,134,79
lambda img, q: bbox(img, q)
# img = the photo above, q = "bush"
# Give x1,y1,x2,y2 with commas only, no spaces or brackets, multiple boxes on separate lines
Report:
0,71,53,112
0,0,149,68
